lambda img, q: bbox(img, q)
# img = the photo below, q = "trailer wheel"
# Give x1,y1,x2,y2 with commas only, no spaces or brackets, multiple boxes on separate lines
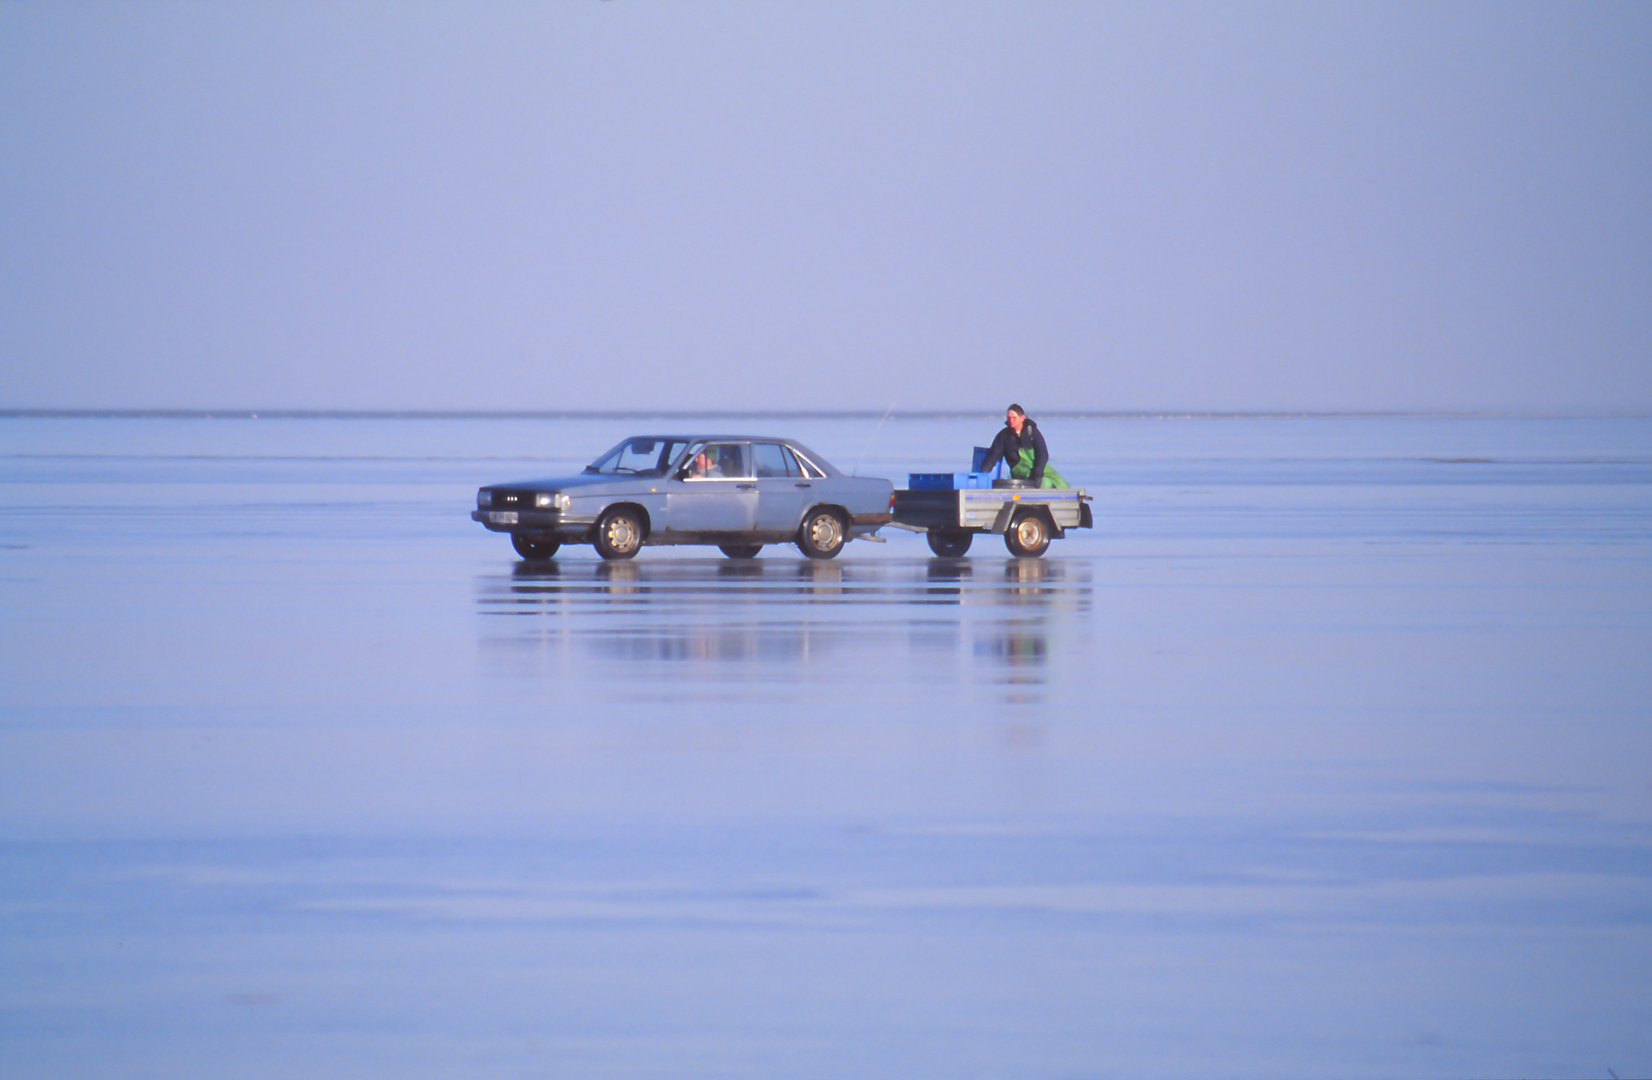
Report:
1004,512,1050,557
926,530,973,557
512,533,561,561
719,544,763,559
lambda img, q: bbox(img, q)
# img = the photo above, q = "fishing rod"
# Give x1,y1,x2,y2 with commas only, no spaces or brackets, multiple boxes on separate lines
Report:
850,403,896,476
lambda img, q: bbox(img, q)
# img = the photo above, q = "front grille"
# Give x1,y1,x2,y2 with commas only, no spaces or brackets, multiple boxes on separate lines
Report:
491,490,532,508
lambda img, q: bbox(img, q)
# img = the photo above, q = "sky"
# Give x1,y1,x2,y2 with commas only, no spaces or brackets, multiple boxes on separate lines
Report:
1,1,1648,414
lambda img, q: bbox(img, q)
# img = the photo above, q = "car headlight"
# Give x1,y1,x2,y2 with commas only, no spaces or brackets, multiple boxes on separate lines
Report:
477,490,492,508
535,492,571,511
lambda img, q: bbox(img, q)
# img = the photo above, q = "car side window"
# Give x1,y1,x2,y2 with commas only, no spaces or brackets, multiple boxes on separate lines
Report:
718,443,751,478
753,442,793,478
685,442,751,480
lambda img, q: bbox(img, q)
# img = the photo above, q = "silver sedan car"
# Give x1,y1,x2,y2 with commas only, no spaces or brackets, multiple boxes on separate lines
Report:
473,435,895,561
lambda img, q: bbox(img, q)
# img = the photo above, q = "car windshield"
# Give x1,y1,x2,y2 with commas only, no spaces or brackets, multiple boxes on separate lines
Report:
585,437,691,477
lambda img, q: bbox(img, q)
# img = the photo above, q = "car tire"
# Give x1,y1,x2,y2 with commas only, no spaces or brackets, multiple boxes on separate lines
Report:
719,544,763,559
594,508,644,560
1004,512,1051,557
926,530,972,557
511,533,561,560
797,508,846,560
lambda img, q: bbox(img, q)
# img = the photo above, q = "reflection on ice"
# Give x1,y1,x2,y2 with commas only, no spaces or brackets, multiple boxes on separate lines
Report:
476,557,1091,704
491,554,1088,605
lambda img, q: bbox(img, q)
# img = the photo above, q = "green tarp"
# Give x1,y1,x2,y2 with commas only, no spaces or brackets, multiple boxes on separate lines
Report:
1011,448,1069,489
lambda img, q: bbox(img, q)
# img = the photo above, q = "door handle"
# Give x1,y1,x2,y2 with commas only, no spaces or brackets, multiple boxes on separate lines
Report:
795,483,812,488
736,483,757,490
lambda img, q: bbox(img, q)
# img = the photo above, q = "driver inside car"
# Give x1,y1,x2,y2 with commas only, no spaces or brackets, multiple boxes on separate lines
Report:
688,446,723,479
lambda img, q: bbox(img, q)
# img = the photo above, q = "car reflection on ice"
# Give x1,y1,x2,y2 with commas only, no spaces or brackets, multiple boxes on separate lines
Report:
477,557,1091,704
473,435,895,561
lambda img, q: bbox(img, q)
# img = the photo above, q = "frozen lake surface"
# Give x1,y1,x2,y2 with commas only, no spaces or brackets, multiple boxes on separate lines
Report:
2,413,1650,1078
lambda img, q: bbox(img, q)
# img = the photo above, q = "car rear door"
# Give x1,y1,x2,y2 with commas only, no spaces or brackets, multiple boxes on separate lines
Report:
752,442,814,535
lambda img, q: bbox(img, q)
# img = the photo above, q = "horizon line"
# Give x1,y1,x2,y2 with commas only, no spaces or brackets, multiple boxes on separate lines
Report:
2,407,1650,421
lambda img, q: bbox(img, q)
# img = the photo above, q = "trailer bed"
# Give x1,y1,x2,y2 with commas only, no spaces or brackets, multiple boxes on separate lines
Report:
891,486,1091,556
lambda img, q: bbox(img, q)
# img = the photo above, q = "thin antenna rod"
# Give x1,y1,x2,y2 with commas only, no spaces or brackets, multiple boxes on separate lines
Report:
851,403,896,476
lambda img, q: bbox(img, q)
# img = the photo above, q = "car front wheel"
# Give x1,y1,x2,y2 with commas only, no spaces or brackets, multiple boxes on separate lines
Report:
1004,512,1051,557
926,530,972,557
594,508,645,560
511,533,561,560
719,544,763,559
797,509,846,560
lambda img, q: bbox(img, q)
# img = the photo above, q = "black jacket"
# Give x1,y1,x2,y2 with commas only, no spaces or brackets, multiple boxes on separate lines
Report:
981,417,1049,485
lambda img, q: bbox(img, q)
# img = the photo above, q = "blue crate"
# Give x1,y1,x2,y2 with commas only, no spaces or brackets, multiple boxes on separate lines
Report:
909,449,1001,490
907,472,998,490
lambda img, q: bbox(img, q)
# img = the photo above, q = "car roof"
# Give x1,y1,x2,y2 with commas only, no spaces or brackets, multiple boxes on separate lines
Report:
624,435,799,442
615,435,841,475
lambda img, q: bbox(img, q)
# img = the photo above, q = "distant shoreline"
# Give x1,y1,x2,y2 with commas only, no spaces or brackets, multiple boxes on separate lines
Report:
4,408,1649,421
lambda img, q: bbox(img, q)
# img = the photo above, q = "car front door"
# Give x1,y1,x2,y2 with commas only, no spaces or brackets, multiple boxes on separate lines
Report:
752,442,814,535
664,442,758,534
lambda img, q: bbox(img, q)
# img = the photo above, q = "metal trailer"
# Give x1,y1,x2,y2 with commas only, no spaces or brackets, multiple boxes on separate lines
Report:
890,485,1092,557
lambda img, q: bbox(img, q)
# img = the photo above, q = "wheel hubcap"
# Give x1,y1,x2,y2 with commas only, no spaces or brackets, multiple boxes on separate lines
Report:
607,518,638,551
810,515,841,549
1016,519,1042,546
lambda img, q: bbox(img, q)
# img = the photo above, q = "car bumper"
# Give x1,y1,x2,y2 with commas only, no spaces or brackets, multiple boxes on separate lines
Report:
473,509,578,532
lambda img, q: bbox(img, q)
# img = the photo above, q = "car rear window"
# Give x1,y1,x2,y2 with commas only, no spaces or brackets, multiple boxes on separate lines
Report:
753,442,799,478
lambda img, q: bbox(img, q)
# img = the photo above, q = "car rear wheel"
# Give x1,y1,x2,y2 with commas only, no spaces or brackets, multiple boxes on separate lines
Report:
926,530,973,557
594,508,644,560
1004,512,1051,557
719,544,763,559
797,509,846,560
511,533,561,560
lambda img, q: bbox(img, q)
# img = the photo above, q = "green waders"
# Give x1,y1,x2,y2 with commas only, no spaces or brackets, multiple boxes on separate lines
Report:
1011,448,1069,489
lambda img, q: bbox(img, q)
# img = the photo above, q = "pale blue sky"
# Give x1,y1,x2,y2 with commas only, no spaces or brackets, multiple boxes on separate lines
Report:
2,1,1648,412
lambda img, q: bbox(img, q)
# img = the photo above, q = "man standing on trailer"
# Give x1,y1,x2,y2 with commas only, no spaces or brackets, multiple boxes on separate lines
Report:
980,404,1068,488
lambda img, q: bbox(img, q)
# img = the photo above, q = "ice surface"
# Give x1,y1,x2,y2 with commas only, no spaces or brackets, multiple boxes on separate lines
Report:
2,414,1649,1078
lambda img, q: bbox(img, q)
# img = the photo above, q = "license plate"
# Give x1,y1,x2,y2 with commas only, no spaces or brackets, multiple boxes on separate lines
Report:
489,511,519,524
